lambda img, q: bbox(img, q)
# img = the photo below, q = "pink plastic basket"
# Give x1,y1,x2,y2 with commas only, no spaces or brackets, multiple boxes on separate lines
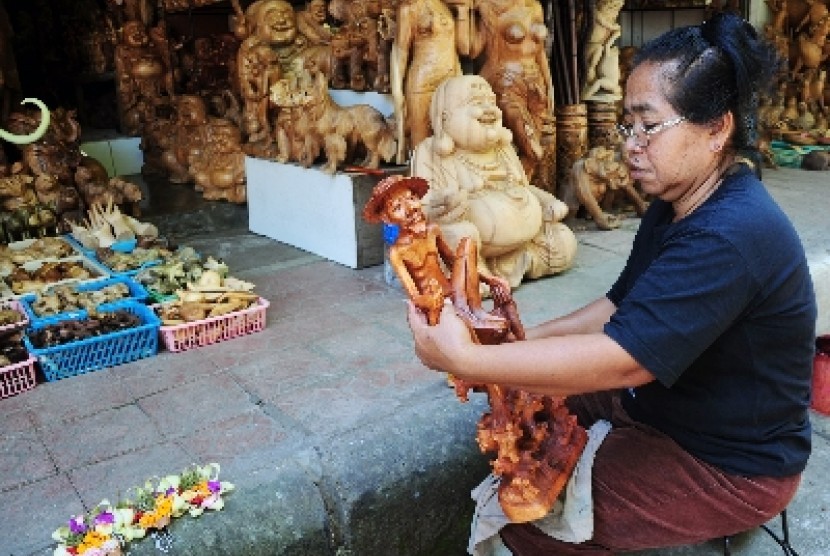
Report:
0,356,37,399
159,297,269,353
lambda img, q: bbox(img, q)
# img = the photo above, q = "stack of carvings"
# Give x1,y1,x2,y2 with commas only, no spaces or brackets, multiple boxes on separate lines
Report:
0,101,143,243
110,1,246,202
759,0,830,152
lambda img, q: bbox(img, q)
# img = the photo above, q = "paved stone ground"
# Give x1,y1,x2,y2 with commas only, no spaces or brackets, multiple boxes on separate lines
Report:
0,167,827,555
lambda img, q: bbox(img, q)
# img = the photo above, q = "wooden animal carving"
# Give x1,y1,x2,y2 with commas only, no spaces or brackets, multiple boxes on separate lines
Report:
270,70,396,173
564,145,647,230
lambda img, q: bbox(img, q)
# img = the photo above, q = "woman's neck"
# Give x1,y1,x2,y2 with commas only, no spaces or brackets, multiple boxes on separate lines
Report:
672,155,736,222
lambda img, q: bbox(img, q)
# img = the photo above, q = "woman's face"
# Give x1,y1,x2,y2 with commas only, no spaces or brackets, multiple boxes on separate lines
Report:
622,62,721,203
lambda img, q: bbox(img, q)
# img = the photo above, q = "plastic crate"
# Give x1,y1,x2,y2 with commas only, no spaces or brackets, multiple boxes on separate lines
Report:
0,355,37,398
159,297,269,353
147,288,178,305
62,233,98,259
0,299,29,334
97,255,163,277
23,301,161,382
3,255,111,297
18,276,150,326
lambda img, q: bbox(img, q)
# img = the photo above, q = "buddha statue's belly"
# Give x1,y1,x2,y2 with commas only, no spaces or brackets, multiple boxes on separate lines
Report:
467,188,542,257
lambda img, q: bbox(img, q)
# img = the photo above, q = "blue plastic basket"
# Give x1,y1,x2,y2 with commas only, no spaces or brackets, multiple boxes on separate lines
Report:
23,301,160,382
62,233,98,259
18,276,151,327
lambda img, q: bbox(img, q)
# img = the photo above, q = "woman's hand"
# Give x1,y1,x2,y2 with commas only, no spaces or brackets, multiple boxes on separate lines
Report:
406,299,477,375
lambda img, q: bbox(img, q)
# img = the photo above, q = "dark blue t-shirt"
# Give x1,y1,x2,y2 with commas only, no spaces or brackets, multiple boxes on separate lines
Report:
604,164,816,477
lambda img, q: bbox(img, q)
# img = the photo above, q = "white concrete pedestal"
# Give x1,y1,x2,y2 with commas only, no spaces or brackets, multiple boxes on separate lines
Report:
246,157,405,269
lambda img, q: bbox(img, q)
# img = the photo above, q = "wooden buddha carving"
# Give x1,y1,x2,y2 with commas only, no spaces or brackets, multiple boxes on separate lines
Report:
411,75,577,289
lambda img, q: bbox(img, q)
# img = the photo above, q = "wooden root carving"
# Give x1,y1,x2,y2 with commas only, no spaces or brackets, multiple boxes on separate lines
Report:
1,99,50,145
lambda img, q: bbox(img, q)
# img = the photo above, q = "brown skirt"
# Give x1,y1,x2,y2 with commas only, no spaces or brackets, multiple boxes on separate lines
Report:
499,391,801,555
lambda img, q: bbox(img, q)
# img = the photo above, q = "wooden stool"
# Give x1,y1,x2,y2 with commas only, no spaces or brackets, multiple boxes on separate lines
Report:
722,509,798,555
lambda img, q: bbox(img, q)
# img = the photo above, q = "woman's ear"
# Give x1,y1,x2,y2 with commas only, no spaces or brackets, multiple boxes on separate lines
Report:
710,111,735,151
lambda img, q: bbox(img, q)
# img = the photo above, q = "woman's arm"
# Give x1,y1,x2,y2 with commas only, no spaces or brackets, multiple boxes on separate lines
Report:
524,296,616,339
407,300,653,397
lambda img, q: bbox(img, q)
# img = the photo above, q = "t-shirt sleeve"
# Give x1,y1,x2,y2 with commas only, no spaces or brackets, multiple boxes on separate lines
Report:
603,229,758,387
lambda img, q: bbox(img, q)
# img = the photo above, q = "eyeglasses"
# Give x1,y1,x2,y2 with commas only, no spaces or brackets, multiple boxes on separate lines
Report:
616,116,686,148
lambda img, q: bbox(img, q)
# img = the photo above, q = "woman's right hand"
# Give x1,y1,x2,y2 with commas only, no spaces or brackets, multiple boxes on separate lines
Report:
407,299,476,375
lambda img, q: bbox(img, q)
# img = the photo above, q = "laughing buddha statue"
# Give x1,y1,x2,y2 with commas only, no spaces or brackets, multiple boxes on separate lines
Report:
411,75,577,288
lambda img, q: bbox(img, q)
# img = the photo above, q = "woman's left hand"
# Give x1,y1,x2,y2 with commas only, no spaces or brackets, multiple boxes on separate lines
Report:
406,299,476,375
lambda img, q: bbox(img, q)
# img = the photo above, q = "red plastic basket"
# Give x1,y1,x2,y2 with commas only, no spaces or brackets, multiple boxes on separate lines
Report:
159,297,269,353
0,356,37,399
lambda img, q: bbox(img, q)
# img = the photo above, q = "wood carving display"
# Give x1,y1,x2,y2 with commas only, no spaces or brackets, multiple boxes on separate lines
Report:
234,0,331,154
269,70,396,173
411,75,576,289
758,0,830,146
362,174,587,523
2,102,142,234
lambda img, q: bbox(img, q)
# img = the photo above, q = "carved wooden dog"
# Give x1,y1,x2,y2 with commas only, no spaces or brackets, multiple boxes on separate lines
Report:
270,70,396,173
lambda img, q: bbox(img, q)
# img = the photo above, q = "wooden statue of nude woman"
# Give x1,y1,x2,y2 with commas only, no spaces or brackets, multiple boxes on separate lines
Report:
467,0,555,182
391,0,473,163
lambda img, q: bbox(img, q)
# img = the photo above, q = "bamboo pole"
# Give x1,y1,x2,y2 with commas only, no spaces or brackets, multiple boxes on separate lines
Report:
569,0,580,103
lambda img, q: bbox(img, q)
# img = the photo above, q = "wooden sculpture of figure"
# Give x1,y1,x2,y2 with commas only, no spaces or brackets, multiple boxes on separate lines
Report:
189,119,247,203
765,0,790,37
412,75,577,289
466,0,555,182
297,0,333,46
806,67,827,109
795,0,829,33
375,0,399,93
391,0,468,163
564,145,648,230
363,174,517,339
160,95,209,184
580,0,626,103
791,12,830,75
236,0,298,147
363,174,587,523
114,20,169,136
328,0,383,92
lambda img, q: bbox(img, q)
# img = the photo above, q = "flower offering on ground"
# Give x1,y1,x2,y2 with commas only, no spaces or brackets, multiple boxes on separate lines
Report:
52,463,234,556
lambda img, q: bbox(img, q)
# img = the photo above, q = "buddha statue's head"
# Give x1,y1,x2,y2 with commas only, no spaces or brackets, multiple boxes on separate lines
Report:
429,75,513,156
249,0,298,46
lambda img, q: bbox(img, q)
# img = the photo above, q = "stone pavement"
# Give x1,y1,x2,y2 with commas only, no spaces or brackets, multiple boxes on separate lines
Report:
1,167,828,556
